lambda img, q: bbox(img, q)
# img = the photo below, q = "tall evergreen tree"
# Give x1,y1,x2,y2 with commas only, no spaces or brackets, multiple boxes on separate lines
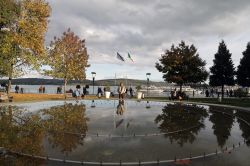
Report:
156,41,208,92
210,40,235,98
237,43,250,87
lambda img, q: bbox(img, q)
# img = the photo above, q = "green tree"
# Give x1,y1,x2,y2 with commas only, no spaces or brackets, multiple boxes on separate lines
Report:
0,0,50,94
237,43,250,87
210,40,235,98
44,28,89,98
156,41,208,92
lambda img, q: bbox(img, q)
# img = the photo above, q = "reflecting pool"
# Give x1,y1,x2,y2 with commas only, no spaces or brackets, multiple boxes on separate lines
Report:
1,100,250,165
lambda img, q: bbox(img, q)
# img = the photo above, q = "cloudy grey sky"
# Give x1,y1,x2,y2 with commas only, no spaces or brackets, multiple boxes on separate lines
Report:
41,0,250,81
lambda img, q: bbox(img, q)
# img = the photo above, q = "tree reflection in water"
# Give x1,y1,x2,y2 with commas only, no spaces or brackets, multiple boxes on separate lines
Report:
209,107,234,148
0,105,45,165
235,110,250,146
41,102,89,155
155,103,208,146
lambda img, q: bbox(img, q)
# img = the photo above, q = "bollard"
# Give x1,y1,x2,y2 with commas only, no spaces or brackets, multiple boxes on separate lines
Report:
233,144,235,149
139,160,141,166
134,133,136,137
97,133,99,137
174,156,176,162
239,142,241,146
216,149,217,155
190,154,192,160
203,152,205,159
120,160,122,166
81,161,84,165
157,159,160,165
46,155,49,160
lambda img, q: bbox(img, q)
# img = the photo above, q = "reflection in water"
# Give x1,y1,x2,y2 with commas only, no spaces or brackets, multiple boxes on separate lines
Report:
41,103,89,155
0,106,45,165
116,100,125,115
155,103,208,146
236,110,250,146
209,107,234,148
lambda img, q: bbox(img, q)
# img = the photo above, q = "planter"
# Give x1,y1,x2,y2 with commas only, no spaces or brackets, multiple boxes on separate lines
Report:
105,91,111,99
137,92,143,100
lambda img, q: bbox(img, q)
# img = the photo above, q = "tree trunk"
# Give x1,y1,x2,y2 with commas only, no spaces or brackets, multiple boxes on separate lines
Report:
180,84,183,93
7,64,14,96
221,84,224,99
64,77,67,99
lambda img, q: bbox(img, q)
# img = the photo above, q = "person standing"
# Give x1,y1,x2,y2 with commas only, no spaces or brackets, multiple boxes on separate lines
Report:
129,87,133,98
118,82,126,100
15,85,19,93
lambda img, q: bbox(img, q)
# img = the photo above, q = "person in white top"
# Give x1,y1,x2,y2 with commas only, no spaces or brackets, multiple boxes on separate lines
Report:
118,82,126,100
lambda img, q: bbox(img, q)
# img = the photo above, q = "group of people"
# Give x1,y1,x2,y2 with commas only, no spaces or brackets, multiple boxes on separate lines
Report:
205,88,235,98
38,85,46,93
95,82,134,100
14,85,24,93
169,88,189,100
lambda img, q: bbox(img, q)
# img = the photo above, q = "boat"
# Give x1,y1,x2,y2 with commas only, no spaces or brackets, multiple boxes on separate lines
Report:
140,85,164,93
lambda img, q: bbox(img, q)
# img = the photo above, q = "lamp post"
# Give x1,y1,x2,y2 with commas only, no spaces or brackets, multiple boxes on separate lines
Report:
146,73,151,97
91,72,96,95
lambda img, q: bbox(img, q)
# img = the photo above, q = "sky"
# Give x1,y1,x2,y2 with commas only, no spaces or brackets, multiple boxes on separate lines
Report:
27,0,250,81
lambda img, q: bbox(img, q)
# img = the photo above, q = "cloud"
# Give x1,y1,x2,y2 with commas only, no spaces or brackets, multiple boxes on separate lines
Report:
43,0,250,80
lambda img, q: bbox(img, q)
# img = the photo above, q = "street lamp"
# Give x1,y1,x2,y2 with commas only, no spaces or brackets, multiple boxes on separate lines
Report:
91,72,96,95
146,73,151,97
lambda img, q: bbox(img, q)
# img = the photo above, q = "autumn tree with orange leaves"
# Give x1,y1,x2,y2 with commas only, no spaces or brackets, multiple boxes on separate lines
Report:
0,0,51,94
44,28,89,98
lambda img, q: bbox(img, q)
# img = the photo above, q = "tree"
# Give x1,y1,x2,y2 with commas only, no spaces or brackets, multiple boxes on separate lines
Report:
155,103,208,146
41,103,89,154
210,40,235,98
237,43,250,87
156,41,208,92
0,0,50,94
0,0,19,77
44,28,89,98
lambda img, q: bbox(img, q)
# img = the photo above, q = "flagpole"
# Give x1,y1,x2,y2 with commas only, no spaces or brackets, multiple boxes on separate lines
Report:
115,73,116,86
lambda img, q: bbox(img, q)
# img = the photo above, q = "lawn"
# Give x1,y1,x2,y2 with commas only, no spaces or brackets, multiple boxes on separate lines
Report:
145,96,250,108
2,94,250,108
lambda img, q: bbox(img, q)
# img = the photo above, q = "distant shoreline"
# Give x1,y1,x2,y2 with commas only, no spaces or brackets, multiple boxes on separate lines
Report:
0,78,167,86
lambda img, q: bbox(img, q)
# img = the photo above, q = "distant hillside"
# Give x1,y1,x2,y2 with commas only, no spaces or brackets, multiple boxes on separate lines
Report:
0,78,167,86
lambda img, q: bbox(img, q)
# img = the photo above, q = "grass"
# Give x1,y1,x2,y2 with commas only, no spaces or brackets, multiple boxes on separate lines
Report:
145,96,250,108
9,93,100,102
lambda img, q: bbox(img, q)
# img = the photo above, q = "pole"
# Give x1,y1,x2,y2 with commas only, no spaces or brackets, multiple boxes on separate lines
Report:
147,78,149,96
92,77,95,95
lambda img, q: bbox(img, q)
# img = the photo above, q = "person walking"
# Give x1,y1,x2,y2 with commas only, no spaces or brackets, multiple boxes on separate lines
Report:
118,82,126,100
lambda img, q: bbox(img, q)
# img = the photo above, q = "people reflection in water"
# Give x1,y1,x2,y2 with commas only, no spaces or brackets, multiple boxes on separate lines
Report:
0,106,45,165
155,103,208,147
209,106,234,148
116,100,125,115
41,103,89,154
